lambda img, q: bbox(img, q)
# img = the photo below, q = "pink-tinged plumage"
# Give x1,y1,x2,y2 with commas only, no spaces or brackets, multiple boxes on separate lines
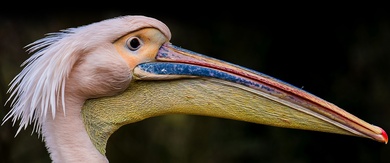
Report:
3,15,171,162
4,15,171,134
2,15,387,163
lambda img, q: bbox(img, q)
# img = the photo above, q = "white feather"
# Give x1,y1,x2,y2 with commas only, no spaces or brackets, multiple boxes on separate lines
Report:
2,15,172,136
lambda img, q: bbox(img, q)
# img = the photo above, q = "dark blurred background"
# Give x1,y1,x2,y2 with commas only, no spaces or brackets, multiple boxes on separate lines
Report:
1,4,389,163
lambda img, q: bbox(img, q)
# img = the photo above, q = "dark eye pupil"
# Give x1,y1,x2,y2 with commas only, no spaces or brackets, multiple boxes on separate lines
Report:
126,37,142,51
129,38,140,49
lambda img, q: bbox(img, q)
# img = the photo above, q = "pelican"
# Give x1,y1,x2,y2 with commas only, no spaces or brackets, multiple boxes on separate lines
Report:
2,15,387,163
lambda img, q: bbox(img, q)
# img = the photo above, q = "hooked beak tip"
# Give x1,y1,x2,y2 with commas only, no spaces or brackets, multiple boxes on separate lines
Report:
380,128,388,144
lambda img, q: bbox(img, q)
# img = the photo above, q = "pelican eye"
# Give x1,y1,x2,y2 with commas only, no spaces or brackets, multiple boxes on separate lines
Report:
126,37,142,51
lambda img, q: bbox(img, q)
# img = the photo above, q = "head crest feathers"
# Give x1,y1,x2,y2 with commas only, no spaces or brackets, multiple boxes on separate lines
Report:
2,15,171,135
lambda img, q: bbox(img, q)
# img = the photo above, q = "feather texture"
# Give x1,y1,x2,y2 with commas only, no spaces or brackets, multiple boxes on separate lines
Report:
3,15,171,135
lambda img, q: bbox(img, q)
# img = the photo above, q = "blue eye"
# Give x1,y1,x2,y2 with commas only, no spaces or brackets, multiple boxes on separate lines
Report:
126,37,142,51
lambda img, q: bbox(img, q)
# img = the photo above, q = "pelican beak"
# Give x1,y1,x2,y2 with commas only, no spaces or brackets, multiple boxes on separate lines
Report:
82,43,387,155
135,42,388,142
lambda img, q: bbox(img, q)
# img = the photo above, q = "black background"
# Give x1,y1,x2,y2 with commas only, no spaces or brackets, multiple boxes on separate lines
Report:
1,4,389,163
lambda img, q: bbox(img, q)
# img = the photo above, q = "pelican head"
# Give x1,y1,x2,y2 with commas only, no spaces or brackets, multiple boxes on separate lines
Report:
3,15,387,162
